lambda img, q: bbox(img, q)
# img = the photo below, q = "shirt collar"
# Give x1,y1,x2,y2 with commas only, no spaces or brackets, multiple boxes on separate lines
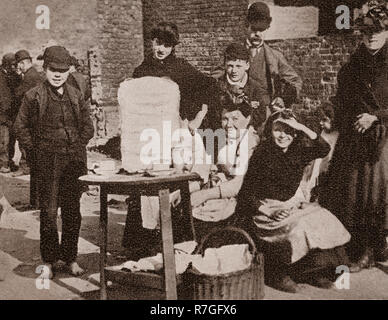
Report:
246,38,264,50
226,72,248,88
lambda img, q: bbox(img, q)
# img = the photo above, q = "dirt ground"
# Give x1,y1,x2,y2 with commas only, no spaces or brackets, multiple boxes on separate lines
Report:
0,151,387,300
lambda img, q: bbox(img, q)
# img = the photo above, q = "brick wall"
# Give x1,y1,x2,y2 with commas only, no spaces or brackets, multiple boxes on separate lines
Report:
96,0,144,137
142,0,249,73
268,34,361,105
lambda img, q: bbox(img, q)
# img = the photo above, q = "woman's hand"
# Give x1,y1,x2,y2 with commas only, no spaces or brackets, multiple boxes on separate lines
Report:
271,209,292,222
354,113,378,133
270,97,285,113
191,189,211,207
188,104,208,134
278,118,318,140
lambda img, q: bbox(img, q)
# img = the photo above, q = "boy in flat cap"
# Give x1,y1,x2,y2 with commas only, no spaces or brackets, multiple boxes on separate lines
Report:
213,42,266,133
320,0,388,272
14,46,94,278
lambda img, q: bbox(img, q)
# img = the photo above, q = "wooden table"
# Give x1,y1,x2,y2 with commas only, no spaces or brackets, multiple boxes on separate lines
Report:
79,172,201,300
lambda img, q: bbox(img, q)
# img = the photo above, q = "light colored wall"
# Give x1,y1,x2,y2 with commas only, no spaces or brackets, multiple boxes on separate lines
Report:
248,1,319,40
0,0,98,62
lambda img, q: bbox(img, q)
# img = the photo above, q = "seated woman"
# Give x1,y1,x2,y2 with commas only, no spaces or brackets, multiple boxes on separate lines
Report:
235,109,351,293
188,99,259,239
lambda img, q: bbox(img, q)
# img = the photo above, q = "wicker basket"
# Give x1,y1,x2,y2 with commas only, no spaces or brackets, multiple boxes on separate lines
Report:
184,226,264,300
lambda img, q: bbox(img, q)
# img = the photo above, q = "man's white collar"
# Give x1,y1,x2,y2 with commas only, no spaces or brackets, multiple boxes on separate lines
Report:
226,72,248,88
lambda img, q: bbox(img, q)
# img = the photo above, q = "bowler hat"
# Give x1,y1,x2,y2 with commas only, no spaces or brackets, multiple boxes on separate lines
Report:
2,53,16,67
247,2,272,31
40,46,72,71
15,50,32,64
354,0,388,32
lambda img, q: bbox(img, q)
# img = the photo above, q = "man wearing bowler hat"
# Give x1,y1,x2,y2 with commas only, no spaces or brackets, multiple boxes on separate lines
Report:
245,2,302,115
15,50,43,107
214,2,302,130
14,46,94,278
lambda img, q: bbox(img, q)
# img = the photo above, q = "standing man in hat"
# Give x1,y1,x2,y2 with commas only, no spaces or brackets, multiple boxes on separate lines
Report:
320,0,388,271
14,50,43,207
14,46,94,278
15,50,43,107
0,53,22,173
0,54,13,172
213,2,302,131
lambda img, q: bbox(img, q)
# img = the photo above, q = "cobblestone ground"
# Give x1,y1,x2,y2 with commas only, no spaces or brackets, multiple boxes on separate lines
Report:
0,152,387,300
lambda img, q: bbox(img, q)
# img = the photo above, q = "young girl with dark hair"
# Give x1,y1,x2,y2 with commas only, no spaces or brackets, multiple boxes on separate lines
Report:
235,110,351,293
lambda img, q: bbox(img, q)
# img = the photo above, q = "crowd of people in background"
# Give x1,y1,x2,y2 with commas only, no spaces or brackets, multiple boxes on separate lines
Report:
0,0,387,294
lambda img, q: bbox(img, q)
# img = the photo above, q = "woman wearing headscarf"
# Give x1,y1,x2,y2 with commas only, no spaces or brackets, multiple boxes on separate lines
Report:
235,110,351,293
320,0,388,271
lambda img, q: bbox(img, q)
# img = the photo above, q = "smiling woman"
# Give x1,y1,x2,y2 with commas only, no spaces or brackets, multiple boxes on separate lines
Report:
235,110,351,293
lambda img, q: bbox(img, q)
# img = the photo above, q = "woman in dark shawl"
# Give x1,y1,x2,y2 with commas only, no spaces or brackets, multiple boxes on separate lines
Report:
235,110,350,293
320,1,388,271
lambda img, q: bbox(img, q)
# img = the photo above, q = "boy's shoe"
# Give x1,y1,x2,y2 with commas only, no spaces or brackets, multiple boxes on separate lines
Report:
271,275,301,293
311,276,335,289
52,260,67,272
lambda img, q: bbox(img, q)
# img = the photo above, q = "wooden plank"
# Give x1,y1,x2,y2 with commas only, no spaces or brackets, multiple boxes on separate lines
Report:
99,186,108,300
159,188,177,300
79,172,201,187
179,182,197,242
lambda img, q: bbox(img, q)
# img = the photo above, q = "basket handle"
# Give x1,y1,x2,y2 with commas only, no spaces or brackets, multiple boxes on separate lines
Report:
195,226,257,257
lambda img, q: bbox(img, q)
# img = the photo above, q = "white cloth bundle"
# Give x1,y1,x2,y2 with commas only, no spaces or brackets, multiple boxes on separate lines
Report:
191,244,253,275
118,77,182,172
120,241,197,275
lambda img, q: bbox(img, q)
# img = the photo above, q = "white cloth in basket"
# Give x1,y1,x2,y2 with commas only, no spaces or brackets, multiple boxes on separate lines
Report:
191,244,253,275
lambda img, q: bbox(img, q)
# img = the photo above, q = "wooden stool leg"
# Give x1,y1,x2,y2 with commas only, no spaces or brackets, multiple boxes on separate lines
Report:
159,188,177,300
99,186,108,300
180,182,197,242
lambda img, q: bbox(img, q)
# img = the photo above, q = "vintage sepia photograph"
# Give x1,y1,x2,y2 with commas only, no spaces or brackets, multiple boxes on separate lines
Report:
0,0,387,304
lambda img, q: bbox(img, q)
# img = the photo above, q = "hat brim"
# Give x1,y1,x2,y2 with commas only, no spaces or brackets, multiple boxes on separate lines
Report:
15,57,32,64
45,61,70,71
248,19,271,32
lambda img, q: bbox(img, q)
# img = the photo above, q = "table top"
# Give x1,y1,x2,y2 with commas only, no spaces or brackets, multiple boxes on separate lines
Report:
79,171,201,186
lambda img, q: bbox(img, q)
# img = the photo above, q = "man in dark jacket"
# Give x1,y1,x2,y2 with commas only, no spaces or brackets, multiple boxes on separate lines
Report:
0,53,22,173
14,50,43,206
320,0,388,271
0,55,13,172
14,46,94,278
133,22,218,132
15,50,43,108
212,2,303,118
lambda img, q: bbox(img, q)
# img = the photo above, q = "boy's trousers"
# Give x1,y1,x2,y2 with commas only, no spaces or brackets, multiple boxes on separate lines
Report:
37,151,85,264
